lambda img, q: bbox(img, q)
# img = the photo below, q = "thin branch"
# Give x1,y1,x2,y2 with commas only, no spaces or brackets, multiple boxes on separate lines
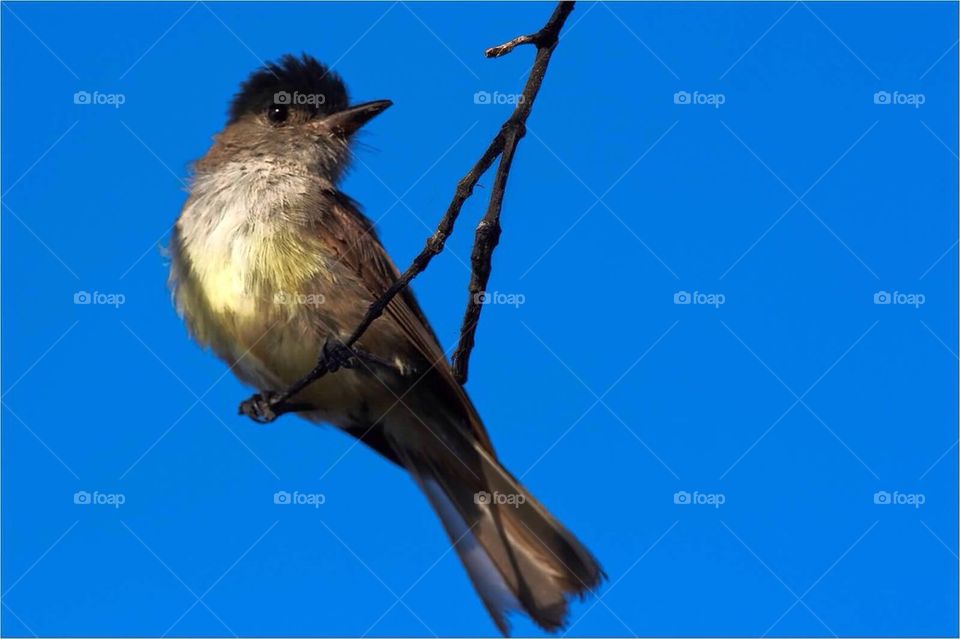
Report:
453,1,574,383
239,1,576,422
485,34,538,58
450,127,514,383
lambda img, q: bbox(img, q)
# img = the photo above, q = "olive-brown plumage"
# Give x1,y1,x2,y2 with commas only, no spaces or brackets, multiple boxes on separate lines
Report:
169,54,603,635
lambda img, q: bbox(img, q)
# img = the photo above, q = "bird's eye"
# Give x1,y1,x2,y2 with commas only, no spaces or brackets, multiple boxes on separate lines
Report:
267,104,289,125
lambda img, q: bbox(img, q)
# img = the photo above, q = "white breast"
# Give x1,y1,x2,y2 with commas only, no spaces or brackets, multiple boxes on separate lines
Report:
178,161,320,319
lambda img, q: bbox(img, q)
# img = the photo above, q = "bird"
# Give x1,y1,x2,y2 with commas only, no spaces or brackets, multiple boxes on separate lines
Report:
168,53,604,634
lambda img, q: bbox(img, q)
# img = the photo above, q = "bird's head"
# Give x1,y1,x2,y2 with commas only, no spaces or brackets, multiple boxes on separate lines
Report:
202,53,391,182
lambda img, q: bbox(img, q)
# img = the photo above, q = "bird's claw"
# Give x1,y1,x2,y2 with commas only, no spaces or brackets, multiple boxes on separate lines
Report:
237,340,382,425
322,338,358,372
238,391,280,424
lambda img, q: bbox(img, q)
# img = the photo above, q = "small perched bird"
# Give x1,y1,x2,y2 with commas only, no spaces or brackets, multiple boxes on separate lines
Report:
168,54,603,634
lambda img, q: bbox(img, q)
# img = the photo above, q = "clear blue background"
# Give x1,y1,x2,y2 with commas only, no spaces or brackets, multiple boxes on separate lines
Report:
2,1,957,636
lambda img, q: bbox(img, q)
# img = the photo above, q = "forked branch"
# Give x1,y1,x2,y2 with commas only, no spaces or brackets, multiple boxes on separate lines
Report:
239,1,575,422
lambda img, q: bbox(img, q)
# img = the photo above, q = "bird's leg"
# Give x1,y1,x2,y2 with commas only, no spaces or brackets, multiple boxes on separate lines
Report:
320,337,357,372
329,340,398,371
237,338,399,423
238,390,315,424
313,336,400,373
238,391,279,423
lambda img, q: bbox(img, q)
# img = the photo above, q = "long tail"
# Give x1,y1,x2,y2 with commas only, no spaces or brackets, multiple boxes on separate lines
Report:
386,426,604,635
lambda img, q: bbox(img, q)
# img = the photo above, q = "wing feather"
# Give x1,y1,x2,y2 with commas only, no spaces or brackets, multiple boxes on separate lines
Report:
321,192,494,453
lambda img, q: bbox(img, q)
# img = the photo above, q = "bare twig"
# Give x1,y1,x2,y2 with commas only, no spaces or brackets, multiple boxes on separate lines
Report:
239,1,575,422
485,34,539,59
452,1,574,383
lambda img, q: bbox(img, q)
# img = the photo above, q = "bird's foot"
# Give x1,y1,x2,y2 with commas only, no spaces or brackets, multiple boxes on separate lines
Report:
238,391,317,423
238,391,281,424
321,337,400,373
322,337,359,373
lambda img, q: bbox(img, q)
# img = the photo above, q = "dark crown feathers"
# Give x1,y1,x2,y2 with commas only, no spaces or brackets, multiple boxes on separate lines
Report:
228,54,349,123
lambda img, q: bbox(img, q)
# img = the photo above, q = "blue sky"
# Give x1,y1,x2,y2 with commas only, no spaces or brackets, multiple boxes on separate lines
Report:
2,1,958,637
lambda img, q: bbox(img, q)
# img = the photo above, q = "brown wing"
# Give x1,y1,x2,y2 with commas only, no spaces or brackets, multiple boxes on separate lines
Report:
321,191,495,453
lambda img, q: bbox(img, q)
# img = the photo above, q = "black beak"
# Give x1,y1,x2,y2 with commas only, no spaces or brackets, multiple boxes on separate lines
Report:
323,100,392,136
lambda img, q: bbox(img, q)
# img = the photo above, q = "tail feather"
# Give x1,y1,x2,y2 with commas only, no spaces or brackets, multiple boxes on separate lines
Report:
386,429,604,634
